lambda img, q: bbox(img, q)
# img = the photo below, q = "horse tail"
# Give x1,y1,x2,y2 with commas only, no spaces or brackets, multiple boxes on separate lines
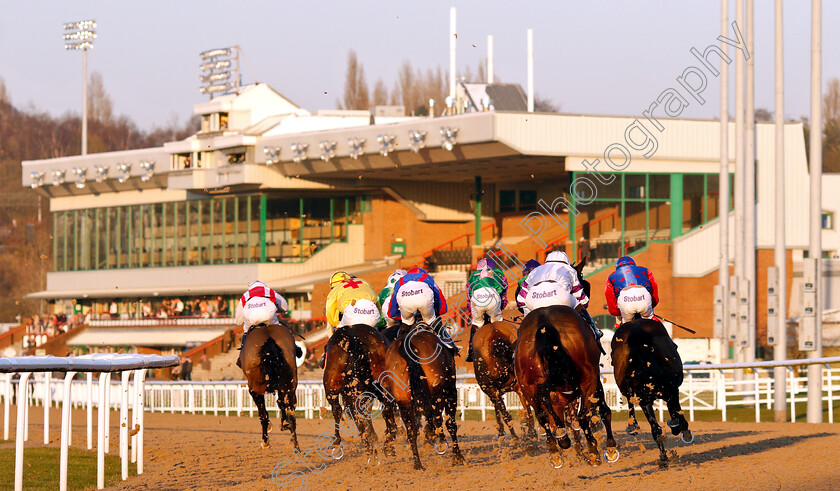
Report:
335,327,374,397
533,316,577,420
401,334,435,419
260,336,292,393
489,334,514,378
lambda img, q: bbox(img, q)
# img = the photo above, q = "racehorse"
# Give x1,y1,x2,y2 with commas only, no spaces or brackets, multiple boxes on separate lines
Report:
514,305,618,468
611,317,693,467
239,324,300,450
472,318,536,441
382,323,464,470
323,323,399,462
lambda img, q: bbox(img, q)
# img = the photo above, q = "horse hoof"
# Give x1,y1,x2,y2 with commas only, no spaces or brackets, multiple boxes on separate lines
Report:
549,453,564,469
332,445,345,460
414,461,425,471
435,441,449,455
625,425,639,436
497,433,508,443
367,453,380,466
680,430,695,444
667,418,680,429
267,422,273,434
452,453,465,466
604,447,620,463
261,441,270,450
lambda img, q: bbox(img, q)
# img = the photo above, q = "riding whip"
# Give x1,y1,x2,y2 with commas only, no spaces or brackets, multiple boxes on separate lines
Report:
655,316,696,335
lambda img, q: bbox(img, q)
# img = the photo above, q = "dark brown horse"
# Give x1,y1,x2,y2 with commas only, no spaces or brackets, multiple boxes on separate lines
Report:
323,323,399,462
383,323,464,470
611,317,693,467
472,319,536,441
514,305,618,468
239,324,300,450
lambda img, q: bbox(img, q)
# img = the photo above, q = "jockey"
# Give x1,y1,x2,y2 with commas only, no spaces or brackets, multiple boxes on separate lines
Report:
514,259,541,314
465,258,508,362
377,269,407,330
605,256,660,324
325,271,380,333
388,267,457,352
516,251,603,340
234,281,289,367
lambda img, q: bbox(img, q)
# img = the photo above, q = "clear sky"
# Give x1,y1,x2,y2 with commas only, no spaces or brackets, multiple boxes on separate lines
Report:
1,1,838,130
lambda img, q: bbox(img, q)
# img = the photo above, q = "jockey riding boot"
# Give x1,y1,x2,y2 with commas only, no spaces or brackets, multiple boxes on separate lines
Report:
431,318,460,356
319,352,326,369
465,324,478,363
235,329,249,368
580,309,603,341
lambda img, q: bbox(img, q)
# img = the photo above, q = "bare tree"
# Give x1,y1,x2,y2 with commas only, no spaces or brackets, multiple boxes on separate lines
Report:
824,78,840,172
534,94,561,113
755,108,773,122
87,71,113,124
372,78,388,106
0,76,8,105
339,50,370,110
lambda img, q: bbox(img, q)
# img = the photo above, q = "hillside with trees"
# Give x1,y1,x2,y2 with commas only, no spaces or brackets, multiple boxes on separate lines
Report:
0,73,198,322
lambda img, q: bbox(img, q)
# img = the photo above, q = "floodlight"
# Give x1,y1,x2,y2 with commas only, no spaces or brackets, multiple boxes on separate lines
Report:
377,134,396,157
348,138,366,160
408,130,427,153
440,127,459,151
72,167,87,189
291,143,309,163
117,163,132,183
319,141,337,162
198,45,241,99
94,166,109,183
63,19,96,155
30,171,45,188
140,161,155,181
52,169,66,186
264,146,281,165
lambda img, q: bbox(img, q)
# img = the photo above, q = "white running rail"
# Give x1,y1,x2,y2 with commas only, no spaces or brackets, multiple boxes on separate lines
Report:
0,354,180,491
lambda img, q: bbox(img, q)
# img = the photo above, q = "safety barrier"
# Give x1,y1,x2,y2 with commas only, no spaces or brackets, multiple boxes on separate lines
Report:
65,357,838,424
0,354,180,491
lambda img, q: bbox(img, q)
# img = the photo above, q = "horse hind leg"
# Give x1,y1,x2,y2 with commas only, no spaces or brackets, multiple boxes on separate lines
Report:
487,390,508,440
250,391,271,449
626,400,641,435
444,392,465,465
494,393,520,442
666,393,693,443
326,391,344,451
640,402,668,467
279,390,300,452
594,382,618,462
399,402,424,470
381,399,398,457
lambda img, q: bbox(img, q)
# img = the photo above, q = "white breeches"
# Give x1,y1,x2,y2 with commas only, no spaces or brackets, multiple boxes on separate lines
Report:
616,286,654,323
242,297,279,332
395,281,436,325
524,281,577,314
340,298,381,328
470,287,502,327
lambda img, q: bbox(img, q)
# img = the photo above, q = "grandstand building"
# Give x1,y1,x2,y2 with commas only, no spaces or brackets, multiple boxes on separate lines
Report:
18,81,840,362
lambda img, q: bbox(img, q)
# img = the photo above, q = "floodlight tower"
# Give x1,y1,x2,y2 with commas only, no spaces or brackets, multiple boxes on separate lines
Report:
63,19,97,155
199,46,241,98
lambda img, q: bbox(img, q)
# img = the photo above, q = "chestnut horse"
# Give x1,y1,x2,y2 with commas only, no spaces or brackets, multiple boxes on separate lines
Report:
514,305,618,468
239,324,300,450
323,323,399,462
383,323,464,470
472,319,536,441
611,317,693,467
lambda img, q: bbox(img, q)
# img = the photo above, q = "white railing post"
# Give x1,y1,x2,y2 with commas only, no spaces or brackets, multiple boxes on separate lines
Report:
14,372,32,491
87,372,93,449
120,371,130,481
43,372,51,444
719,370,727,422
59,371,77,491
135,369,146,475
4,373,11,441
480,391,486,421
825,364,833,424
688,372,695,421
97,372,108,490
754,370,760,422
131,370,140,464
788,367,795,422
104,373,111,454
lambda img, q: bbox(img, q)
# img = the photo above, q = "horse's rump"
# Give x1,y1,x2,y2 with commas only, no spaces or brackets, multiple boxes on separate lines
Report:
242,325,297,393
612,318,682,394
473,320,517,381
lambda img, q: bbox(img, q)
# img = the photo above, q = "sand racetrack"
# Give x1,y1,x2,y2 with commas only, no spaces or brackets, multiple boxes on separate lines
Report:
106,410,840,490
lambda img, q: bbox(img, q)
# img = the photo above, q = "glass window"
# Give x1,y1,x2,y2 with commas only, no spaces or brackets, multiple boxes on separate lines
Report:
625,174,646,199
823,212,834,230
649,174,670,200
499,190,516,212
683,174,705,231
519,190,537,211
